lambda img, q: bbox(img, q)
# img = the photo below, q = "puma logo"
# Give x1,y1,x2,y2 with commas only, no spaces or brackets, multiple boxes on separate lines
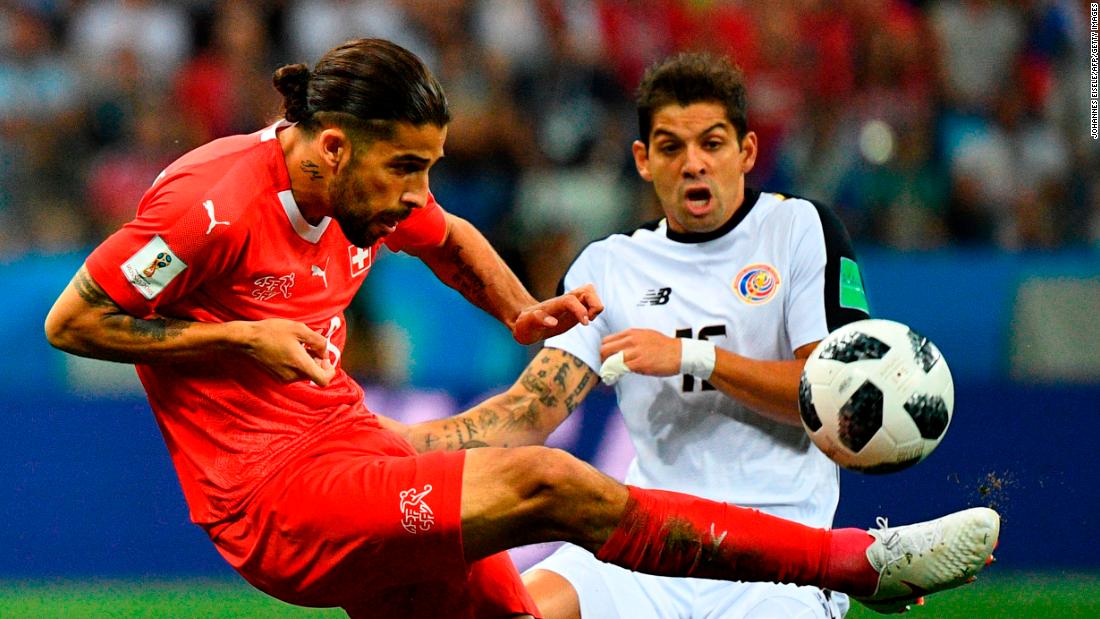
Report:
203,200,230,234
311,258,329,288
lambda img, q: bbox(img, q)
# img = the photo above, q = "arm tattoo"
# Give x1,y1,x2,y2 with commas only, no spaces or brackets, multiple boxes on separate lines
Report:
520,370,558,408
564,370,592,413
73,269,119,309
553,363,570,392
123,316,188,342
477,409,500,428
440,243,492,311
300,160,323,181
500,393,542,433
75,267,191,342
75,267,191,343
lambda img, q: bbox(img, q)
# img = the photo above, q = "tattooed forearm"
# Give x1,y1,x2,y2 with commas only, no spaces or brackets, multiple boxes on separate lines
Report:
553,362,570,392
440,243,492,311
300,160,323,181
416,407,505,452
500,393,542,432
521,372,558,408
564,370,592,413
123,316,189,342
477,409,499,428
410,351,595,452
73,269,119,309
74,267,189,342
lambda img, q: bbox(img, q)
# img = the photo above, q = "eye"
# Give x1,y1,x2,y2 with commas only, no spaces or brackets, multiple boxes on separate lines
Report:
392,162,425,175
658,142,681,155
704,139,724,150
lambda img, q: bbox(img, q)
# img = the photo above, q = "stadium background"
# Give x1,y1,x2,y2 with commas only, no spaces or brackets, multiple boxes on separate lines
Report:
3,0,1098,616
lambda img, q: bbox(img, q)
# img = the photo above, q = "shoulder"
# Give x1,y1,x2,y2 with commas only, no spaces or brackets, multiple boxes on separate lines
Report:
554,221,662,295
143,135,280,224
756,191,851,242
575,219,666,263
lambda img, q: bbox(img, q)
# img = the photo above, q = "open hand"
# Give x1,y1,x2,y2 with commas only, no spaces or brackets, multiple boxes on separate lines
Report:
512,284,603,345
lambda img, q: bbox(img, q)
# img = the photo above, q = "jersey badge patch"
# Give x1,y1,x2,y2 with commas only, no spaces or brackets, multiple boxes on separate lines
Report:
733,263,781,304
120,235,188,300
839,256,870,313
251,273,296,301
399,484,435,534
348,245,372,277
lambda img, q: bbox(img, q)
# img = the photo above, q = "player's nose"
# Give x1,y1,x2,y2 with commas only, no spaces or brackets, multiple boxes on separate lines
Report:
402,175,431,209
681,144,707,178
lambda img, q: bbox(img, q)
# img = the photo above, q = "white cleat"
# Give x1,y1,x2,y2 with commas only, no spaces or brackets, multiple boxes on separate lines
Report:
856,507,1000,614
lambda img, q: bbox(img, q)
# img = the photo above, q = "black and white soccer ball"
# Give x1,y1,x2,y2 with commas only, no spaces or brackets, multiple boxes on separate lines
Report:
798,319,953,474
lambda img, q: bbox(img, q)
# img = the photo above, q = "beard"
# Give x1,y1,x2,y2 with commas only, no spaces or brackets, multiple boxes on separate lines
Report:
329,170,380,248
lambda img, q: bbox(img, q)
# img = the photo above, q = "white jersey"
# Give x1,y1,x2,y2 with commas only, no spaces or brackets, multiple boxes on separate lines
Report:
546,189,870,527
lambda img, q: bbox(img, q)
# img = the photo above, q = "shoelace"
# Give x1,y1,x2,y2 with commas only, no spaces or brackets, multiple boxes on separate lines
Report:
874,516,944,567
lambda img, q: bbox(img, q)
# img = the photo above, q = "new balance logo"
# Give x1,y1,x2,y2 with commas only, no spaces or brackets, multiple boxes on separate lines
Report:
638,287,672,306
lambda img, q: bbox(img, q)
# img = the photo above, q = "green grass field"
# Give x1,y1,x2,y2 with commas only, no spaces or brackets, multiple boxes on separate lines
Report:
1,572,1096,618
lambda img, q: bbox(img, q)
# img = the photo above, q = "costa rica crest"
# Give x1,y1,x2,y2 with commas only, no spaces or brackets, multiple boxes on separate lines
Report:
734,263,780,304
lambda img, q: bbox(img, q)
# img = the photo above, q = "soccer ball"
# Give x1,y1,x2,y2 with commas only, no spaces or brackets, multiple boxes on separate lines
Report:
798,319,953,474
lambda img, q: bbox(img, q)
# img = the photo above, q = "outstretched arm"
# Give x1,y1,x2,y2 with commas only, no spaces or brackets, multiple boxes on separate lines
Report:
409,213,602,344
396,348,599,452
44,265,336,385
600,328,816,427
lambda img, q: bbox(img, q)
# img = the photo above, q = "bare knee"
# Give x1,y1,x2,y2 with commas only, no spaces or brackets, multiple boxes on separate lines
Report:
523,569,580,619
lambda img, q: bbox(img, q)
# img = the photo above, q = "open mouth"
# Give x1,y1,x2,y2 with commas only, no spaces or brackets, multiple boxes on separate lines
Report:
376,211,409,233
684,186,713,212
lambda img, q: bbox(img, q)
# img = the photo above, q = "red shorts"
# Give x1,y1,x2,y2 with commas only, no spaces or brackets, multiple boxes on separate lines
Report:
206,427,539,618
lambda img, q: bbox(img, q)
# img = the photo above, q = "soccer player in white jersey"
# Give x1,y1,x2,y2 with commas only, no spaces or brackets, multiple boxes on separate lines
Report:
521,51,869,619
392,52,979,618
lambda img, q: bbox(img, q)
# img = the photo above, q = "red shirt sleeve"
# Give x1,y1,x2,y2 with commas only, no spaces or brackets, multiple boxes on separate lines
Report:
84,177,248,319
383,192,447,252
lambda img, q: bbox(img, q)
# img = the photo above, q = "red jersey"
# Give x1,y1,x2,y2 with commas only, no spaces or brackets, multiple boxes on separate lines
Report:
85,121,447,526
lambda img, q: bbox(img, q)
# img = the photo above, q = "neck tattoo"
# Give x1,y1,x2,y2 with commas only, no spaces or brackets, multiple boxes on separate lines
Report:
300,160,323,181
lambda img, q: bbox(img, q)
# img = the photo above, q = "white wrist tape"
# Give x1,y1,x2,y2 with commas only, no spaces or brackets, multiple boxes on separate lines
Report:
680,339,716,379
599,351,631,385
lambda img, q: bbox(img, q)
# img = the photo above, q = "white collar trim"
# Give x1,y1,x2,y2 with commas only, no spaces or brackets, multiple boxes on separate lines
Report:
260,119,292,142
277,189,331,244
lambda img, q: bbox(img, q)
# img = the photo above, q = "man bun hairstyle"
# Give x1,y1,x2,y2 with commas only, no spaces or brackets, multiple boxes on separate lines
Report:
272,63,312,123
636,52,748,146
272,38,450,140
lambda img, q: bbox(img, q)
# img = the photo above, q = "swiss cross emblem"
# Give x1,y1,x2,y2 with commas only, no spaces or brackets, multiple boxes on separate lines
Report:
348,245,372,277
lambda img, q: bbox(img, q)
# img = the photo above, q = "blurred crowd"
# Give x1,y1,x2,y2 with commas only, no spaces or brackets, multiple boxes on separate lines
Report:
1,0,1097,301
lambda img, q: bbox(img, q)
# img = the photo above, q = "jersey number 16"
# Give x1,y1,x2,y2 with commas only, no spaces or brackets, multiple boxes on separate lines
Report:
675,325,726,392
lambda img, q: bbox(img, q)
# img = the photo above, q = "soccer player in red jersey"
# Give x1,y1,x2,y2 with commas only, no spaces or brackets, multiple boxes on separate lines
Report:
46,39,997,618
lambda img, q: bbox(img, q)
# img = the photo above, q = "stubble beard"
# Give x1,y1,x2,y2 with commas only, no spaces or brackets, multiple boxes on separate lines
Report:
330,171,379,248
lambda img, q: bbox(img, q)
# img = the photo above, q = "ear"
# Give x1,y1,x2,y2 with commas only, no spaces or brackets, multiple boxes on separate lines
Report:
632,140,653,182
317,128,352,173
739,131,758,175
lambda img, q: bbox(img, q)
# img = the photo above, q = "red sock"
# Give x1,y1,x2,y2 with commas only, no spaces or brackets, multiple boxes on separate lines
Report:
595,486,879,595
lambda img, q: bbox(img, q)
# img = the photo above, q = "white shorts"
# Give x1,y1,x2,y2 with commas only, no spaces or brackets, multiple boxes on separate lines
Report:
526,543,849,619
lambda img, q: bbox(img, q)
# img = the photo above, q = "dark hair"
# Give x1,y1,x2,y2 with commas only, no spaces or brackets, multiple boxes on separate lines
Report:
272,38,450,141
635,52,748,146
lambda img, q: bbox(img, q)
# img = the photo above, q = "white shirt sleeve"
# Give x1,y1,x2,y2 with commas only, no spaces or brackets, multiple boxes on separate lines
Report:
544,244,611,372
785,203,831,352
